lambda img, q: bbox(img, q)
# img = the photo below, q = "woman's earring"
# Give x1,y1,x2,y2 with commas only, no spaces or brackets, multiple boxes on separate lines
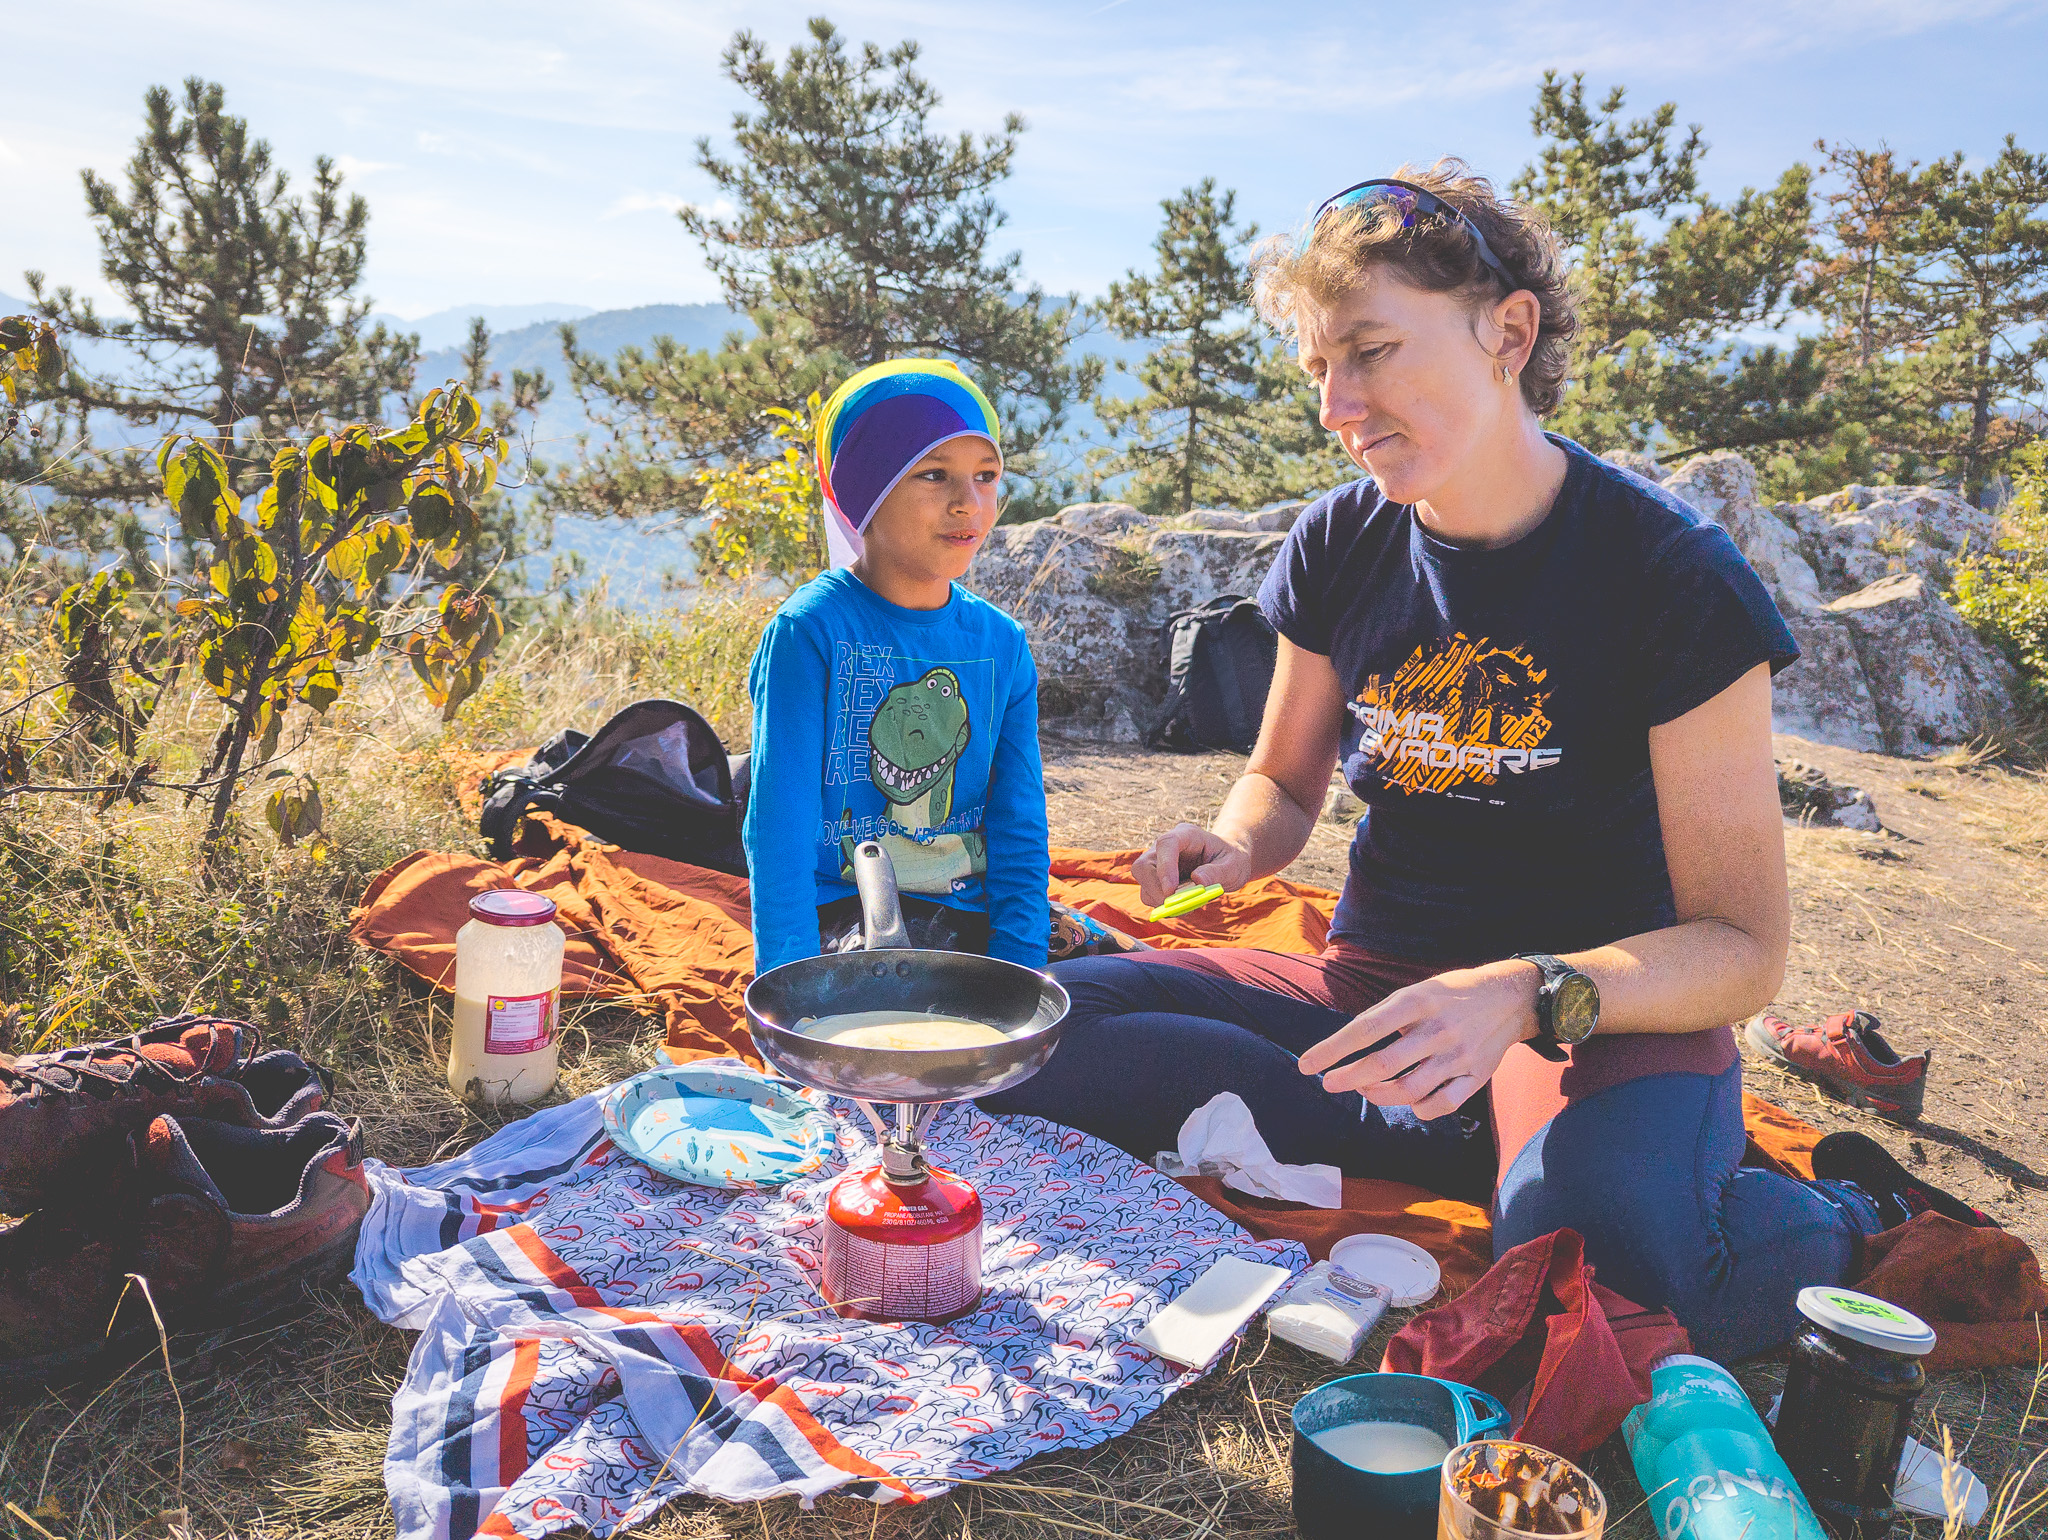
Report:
1501,364,1514,384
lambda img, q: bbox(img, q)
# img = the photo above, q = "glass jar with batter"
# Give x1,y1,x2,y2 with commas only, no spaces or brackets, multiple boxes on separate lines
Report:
448,890,565,1106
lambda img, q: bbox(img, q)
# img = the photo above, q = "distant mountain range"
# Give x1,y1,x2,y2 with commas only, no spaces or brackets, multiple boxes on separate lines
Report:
2,289,1140,448
405,301,1146,484
413,302,744,378
413,303,753,468
367,303,596,353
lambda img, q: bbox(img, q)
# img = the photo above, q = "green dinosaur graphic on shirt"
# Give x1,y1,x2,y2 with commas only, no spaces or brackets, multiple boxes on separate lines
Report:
840,666,987,892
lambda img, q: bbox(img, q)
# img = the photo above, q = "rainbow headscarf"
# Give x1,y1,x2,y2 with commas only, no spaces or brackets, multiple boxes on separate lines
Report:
815,359,1002,568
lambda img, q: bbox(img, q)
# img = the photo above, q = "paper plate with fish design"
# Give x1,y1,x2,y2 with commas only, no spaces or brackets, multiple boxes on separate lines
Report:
601,1063,835,1190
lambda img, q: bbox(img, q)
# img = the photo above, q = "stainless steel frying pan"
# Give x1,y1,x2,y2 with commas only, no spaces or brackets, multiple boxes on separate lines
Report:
743,842,1071,1107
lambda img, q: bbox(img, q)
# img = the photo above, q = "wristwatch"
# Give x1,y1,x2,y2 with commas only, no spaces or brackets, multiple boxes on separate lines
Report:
1513,953,1599,1063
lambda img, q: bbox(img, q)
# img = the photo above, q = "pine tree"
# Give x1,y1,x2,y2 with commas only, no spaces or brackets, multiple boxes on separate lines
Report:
1758,141,1933,493
1093,181,1265,515
547,310,821,522
436,318,559,609
25,79,417,531
1513,73,1827,465
1810,141,1922,373
1883,140,2048,503
0,315,86,570
548,18,1093,521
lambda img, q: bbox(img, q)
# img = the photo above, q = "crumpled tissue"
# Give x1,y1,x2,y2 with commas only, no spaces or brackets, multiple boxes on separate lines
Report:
1176,1092,1343,1208
1895,1435,1990,1526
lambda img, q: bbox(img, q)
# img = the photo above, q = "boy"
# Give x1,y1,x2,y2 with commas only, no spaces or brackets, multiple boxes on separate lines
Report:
744,359,1050,973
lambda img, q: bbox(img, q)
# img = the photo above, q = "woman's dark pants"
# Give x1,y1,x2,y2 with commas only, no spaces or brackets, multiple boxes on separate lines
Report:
980,952,1875,1361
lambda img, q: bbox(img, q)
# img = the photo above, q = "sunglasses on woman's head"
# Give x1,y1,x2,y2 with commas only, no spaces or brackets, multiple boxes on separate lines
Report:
1301,178,1513,284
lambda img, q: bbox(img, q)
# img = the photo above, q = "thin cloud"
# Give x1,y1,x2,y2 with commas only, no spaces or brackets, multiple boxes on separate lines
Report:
413,128,562,177
5,0,2040,316
333,153,398,180
602,193,736,221
603,191,691,218
1102,0,2047,118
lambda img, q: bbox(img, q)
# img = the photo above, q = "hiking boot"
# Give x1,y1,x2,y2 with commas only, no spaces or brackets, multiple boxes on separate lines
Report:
236,1045,333,1125
0,1110,367,1391
1811,1130,1998,1231
0,1017,330,1210
0,1197,162,1387
1744,1009,1929,1121
42,1015,333,1119
132,1111,368,1317
0,1012,252,1080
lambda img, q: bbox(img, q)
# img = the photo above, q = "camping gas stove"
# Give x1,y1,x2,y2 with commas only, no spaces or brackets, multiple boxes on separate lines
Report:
820,1101,986,1323
743,844,1071,1324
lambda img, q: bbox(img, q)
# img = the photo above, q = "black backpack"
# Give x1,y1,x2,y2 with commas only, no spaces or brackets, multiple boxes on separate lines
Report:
1145,594,1279,753
479,698,749,875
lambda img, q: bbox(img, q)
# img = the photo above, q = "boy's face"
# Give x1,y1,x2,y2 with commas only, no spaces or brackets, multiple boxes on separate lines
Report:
860,435,1002,585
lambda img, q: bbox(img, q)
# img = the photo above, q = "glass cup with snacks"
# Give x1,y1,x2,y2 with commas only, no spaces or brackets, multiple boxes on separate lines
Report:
1439,1439,1607,1540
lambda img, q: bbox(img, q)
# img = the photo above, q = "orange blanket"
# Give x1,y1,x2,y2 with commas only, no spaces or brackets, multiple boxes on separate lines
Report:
349,816,2044,1369
349,817,1338,1062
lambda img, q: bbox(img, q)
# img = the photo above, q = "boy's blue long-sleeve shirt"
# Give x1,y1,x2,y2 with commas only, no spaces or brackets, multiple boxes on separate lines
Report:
744,568,1050,974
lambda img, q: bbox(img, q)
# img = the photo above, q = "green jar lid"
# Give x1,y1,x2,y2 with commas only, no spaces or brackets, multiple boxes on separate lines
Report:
1797,1286,1936,1356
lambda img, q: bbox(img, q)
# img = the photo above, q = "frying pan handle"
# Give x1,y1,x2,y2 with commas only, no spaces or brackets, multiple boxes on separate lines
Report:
852,841,911,950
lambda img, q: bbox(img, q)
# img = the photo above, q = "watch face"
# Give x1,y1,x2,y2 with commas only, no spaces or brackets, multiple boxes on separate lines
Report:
1555,975,1599,1042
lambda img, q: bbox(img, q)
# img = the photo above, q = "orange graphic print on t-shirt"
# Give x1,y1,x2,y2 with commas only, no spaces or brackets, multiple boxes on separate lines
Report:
1351,633,1559,795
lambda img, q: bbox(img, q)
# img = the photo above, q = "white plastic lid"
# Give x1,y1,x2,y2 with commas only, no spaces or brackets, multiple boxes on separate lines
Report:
1650,1353,1735,1377
1329,1233,1441,1307
1797,1286,1936,1356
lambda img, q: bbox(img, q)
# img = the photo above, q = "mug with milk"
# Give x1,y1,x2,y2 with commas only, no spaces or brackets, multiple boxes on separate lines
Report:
449,890,566,1106
1291,1372,1511,1540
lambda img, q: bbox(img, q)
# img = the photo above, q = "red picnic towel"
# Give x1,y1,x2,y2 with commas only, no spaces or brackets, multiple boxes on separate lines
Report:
1380,1227,1690,1458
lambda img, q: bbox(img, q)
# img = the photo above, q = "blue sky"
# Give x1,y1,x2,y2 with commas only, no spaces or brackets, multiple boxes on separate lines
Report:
4,0,2046,320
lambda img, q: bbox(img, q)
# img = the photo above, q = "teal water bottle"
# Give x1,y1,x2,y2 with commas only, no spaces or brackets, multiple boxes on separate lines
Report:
1622,1354,1828,1540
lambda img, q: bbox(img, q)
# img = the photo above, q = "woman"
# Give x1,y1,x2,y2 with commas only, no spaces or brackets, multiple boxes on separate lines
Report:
984,163,1975,1361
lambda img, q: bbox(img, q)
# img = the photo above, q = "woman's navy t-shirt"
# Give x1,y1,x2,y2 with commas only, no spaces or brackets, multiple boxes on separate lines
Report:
1257,436,1798,969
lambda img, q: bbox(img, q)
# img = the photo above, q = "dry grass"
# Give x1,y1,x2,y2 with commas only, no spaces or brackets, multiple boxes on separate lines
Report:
1940,762,2048,863
1082,537,1164,608
0,617,2044,1538
458,586,778,756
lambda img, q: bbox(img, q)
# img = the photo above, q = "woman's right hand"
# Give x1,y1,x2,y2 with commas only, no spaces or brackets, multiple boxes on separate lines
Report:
1132,823,1253,907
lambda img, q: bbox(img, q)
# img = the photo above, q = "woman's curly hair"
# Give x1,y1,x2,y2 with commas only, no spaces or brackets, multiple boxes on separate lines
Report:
1249,158,1579,416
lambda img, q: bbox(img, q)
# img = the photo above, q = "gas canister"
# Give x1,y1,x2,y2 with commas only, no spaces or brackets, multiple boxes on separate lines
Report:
822,1162,984,1324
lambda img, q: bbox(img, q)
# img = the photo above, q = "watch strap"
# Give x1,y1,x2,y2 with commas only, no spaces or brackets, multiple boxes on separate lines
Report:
1514,952,1572,1063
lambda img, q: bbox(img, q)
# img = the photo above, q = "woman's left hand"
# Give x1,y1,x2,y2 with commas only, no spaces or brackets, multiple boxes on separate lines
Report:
1297,961,1541,1119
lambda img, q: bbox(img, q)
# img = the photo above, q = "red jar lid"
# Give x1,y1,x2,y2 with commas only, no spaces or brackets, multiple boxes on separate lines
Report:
468,890,559,927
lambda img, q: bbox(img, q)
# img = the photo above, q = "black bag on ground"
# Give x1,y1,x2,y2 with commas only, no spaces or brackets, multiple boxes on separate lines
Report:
1145,594,1278,752
479,699,749,875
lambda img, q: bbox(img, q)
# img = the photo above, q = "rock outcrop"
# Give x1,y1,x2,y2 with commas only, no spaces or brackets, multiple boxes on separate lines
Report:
970,461,2018,753
1659,453,2018,754
966,503,1298,740
1776,758,1881,832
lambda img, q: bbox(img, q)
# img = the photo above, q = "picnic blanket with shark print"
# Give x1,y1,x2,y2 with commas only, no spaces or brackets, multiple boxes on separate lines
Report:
352,1069,1306,1540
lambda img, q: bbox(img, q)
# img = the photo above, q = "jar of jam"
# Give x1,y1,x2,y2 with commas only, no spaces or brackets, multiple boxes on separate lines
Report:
1771,1286,1935,1540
